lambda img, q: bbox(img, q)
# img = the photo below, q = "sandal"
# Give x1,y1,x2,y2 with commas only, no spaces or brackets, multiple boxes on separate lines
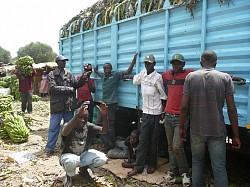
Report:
127,169,141,177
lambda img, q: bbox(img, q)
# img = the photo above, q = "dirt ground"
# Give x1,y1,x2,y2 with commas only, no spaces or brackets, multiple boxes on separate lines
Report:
0,98,179,187
1,98,250,187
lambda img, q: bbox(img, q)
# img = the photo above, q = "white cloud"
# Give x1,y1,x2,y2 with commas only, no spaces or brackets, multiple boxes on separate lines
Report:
0,0,98,57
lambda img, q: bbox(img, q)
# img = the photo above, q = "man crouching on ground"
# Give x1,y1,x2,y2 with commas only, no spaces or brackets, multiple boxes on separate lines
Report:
60,101,108,187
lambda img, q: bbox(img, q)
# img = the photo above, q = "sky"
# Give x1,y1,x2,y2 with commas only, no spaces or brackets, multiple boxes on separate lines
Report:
0,0,98,58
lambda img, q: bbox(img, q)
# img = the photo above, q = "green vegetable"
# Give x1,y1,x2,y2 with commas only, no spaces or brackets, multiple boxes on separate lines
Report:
15,56,34,76
4,112,29,143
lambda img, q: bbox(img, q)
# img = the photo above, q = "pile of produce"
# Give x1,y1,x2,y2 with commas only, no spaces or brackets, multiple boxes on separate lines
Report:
0,75,20,101
61,0,233,37
4,112,29,143
15,56,34,76
0,95,30,143
61,0,164,37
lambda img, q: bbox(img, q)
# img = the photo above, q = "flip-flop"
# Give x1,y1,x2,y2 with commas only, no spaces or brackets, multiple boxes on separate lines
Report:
127,169,141,177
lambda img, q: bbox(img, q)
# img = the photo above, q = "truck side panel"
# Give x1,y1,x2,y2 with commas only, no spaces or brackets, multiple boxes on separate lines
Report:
60,0,250,129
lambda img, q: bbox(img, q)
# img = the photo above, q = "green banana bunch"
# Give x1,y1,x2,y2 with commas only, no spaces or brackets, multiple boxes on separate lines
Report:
21,113,33,129
0,116,10,139
0,76,20,100
4,113,29,143
15,56,34,76
0,95,14,113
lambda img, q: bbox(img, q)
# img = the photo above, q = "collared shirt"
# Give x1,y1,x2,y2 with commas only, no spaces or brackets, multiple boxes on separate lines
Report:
162,69,194,114
183,68,235,136
101,71,123,104
133,70,167,115
48,67,85,114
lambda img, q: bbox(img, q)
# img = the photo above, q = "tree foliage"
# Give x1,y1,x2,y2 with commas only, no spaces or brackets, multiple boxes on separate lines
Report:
0,46,12,64
17,42,57,64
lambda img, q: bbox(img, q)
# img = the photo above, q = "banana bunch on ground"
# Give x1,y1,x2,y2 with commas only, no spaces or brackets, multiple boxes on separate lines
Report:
20,113,33,129
15,56,34,76
0,116,10,139
4,112,29,143
0,95,14,112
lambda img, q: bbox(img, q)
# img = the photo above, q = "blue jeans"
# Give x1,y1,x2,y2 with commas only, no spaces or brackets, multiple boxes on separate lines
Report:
164,114,189,175
191,133,228,187
45,112,74,152
60,149,107,177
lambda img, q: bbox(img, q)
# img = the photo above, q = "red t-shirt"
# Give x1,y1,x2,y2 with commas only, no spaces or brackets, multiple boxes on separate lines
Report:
77,76,94,102
162,69,194,114
14,68,36,93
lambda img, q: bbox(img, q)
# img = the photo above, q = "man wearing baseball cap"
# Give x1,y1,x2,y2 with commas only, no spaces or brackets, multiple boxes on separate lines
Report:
162,53,192,186
128,54,167,177
162,53,246,186
45,55,90,155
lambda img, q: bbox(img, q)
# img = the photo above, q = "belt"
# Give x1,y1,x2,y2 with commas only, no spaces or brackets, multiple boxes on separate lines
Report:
166,113,179,117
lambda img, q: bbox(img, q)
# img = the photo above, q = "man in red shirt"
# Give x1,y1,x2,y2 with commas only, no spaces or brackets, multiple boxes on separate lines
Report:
162,53,246,186
77,63,95,122
162,54,191,186
15,66,37,113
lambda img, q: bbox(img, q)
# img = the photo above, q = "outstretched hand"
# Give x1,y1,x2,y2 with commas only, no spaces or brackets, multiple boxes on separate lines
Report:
95,102,108,117
232,77,246,85
77,104,89,115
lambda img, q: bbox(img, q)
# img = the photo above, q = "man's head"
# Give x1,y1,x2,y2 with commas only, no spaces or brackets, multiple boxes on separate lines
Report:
129,129,139,146
103,63,112,76
144,54,156,74
75,108,89,130
200,50,217,68
170,53,185,73
55,55,68,70
84,63,92,74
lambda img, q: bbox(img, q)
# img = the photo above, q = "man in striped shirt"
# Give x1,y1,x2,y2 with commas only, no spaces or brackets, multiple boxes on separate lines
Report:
179,50,241,187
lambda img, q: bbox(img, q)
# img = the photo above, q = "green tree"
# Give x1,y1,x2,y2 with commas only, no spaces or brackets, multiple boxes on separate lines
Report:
17,42,57,64
0,46,12,64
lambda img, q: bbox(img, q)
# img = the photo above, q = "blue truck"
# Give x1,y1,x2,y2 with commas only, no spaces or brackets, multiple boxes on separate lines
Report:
59,0,250,147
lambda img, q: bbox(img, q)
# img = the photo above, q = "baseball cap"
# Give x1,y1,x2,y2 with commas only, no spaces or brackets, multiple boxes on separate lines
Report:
144,54,155,63
170,54,185,64
55,55,68,62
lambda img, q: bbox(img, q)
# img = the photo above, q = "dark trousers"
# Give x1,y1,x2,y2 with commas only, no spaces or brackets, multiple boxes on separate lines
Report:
135,113,160,171
21,92,32,113
96,103,117,147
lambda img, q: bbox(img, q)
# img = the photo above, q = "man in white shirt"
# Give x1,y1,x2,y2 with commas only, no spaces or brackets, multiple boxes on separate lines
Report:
127,54,167,177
